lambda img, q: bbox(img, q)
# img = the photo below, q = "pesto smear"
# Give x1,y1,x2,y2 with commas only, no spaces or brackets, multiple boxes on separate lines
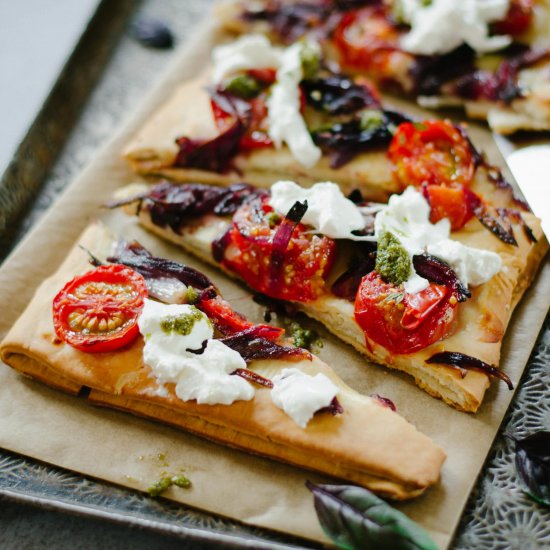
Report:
375,232,411,286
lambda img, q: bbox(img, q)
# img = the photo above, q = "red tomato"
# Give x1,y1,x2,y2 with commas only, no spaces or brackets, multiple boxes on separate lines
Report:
247,68,277,85
211,95,273,150
52,265,147,353
354,272,458,355
221,197,336,302
423,184,474,231
492,0,533,36
333,6,413,82
388,120,475,189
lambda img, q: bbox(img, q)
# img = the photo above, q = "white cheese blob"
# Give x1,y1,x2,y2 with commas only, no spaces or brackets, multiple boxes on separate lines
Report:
399,0,512,55
211,35,322,168
138,299,254,405
212,34,283,83
271,368,339,428
145,277,188,304
375,187,502,292
266,41,322,168
269,180,376,240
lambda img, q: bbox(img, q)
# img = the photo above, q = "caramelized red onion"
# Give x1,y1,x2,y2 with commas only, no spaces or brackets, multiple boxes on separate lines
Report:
331,252,376,301
412,254,470,302
498,208,537,244
316,396,344,416
174,90,252,172
220,327,312,363
269,200,309,293
426,351,514,390
371,394,397,411
231,368,274,388
108,240,214,291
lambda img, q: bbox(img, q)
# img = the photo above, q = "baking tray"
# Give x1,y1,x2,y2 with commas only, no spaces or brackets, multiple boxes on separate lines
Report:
0,1,548,548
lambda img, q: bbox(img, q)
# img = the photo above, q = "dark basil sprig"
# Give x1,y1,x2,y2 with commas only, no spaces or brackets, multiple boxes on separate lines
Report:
509,431,550,507
306,481,438,550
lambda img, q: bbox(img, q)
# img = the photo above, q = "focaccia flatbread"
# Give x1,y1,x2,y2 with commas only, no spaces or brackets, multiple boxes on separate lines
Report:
123,73,397,201
0,223,446,500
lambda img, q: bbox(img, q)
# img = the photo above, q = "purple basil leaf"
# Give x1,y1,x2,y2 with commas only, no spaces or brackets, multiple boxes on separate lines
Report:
302,74,381,114
426,352,513,390
511,431,550,507
306,482,438,550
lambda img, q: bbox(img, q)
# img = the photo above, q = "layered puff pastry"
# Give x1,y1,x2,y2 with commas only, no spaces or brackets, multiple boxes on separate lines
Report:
0,223,446,500
114,179,548,413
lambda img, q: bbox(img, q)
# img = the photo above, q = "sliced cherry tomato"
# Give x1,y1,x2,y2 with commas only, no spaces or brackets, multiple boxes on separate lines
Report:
196,293,284,339
221,197,336,302
423,184,474,231
211,94,273,150
492,0,533,36
333,6,413,85
354,272,458,355
388,120,475,189
52,264,147,353
247,68,277,85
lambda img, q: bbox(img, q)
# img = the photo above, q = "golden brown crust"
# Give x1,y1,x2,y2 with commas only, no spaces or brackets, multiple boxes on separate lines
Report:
0,223,446,500
122,75,397,201
119,179,548,413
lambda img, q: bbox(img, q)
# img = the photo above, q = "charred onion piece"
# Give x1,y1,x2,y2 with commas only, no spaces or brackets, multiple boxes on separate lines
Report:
371,394,397,412
316,396,344,416
426,351,514,390
412,254,470,302
220,327,311,363
467,191,518,246
332,252,376,301
108,240,214,291
232,368,274,388
269,200,309,292
498,208,537,244
174,90,252,172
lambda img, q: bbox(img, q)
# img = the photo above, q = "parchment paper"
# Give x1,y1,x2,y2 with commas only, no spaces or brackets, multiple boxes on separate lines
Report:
0,14,549,550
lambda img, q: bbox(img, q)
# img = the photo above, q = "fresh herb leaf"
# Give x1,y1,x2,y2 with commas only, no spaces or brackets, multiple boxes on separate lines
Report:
510,431,550,507
306,481,438,550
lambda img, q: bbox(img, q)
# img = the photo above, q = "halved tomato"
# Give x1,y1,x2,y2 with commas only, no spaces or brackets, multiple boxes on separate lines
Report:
52,264,147,353
423,184,474,231
221,197,336,302
388,120,475,189
333,6,413,85
492,0,533,36
354,272,458,355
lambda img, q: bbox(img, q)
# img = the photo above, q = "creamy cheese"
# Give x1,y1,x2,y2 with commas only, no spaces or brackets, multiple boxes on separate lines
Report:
266,42,322,168
145,277,188,304
211,35,322,168
269,180,377,240
271,368,339,428
375,187,502,292
399,0,512,55
138,299,254,405
212,34,283,83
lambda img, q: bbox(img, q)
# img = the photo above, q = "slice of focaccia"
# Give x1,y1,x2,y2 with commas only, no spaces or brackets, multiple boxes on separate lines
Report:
113,179,548,413
215,0,550,134
123,71,398,201
0,223,446,500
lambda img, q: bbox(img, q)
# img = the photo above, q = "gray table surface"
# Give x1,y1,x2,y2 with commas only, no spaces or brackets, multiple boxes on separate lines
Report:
1,1,549,548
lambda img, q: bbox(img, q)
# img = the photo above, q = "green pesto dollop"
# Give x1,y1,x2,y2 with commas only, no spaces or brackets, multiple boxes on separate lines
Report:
160,306,204,336
224,74,261,99
147,474,192,497
359,109,384,132
186,286,199,304
300,42,321,79
286,320,322,351
375,231,411,286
